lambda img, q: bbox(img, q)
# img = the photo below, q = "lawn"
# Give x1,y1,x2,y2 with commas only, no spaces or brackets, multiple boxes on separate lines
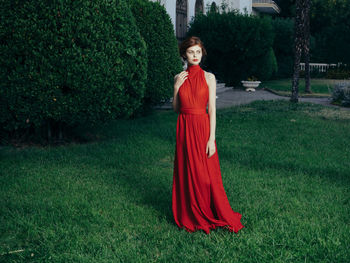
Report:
1,100,349,262
261,78,349,97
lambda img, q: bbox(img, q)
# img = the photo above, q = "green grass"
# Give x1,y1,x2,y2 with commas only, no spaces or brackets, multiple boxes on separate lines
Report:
261,78,348,97
1,100,350,262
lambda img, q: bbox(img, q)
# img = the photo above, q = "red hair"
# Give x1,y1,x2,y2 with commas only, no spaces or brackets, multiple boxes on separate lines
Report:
179,36,207,60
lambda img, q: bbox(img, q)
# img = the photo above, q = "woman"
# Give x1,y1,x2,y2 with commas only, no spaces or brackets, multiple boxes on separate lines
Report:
172,36,244,234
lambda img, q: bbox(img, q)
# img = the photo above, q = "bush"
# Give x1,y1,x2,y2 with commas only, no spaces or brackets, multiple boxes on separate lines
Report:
326,65,350,79
271,18,294,78
252,46,278,81
187,11,275,86
300,68,327,79
130,0,182,112
331,82,350,107
311,0,350,65
0,0,147,140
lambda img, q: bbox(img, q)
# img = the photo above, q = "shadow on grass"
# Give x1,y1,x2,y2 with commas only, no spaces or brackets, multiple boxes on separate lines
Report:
219,145,350,185
97,142,176,226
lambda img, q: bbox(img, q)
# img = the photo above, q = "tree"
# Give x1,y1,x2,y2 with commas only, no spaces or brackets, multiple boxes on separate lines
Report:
304,0,311,93
129,0,183,114
291,0,302,102
291,0,306,102
310,0,350,64
275,0,296,18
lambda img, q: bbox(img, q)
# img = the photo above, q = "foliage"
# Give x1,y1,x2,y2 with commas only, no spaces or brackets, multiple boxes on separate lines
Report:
270,17,294,78
207,2,219,13
258,47,278,81
277,0,350,65
187,11,275,86
276,0,296,18
129,0,183,113
311,0,350,64
326,65,350,79
247,76,258,81
0,0,147,136
331,81,350,107
299,66,350,80
262,78,342,96
299,68,326,79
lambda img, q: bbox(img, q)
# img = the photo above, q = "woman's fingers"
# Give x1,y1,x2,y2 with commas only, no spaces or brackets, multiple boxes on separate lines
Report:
207,146,215,158
180,73,188,80
176,71,188,86
206,144,215,158
180,71,188,77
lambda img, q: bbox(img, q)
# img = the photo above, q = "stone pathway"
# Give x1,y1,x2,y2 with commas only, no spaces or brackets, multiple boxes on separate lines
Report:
155,82,347,110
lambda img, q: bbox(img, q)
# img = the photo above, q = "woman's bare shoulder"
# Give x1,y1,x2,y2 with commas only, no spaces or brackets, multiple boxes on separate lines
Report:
204,71,216,84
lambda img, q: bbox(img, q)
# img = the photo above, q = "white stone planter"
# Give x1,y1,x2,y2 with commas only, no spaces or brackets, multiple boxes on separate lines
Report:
241,80,261,92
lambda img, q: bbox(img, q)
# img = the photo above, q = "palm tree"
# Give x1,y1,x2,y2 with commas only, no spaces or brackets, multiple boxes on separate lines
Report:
291,0,304,102
304,0,311,93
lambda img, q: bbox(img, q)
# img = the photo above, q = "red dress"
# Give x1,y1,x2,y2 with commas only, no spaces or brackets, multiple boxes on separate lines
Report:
172,64,244,234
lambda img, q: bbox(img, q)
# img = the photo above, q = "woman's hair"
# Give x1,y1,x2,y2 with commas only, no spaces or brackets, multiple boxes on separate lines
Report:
179,36,207,60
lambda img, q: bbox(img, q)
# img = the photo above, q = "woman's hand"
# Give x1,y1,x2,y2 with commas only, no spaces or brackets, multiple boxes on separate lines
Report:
206,139,216,158
174,71,188,90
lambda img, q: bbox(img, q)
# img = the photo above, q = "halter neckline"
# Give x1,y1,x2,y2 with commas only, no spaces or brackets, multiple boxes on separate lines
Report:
187,64,201,74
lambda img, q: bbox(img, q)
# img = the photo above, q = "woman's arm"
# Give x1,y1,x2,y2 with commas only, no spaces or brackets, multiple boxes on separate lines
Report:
206,72,217,158
172,74,180,113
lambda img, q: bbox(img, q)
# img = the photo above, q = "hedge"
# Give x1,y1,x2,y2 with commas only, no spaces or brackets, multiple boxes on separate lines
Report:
0,0,147,139
130,0,182,113
187,11,276,86
270,17,294,78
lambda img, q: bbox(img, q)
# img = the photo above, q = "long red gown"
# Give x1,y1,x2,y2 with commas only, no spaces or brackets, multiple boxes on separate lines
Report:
172,64,244,234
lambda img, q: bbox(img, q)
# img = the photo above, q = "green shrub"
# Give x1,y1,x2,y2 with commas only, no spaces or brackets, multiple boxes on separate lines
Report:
326,65,350,79
187,11,275,86
300,68,327,79
251,46,278,81
298,65,350,79
130,0,182,112
0,0,147,138
331,82,350,107
311,0,350,65
270,17,294,79
300,69,315,78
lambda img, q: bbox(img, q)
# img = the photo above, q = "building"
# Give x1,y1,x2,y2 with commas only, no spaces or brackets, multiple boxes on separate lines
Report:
150,0,281,41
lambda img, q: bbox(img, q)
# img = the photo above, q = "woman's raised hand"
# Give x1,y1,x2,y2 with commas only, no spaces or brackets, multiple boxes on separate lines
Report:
174,71,189,90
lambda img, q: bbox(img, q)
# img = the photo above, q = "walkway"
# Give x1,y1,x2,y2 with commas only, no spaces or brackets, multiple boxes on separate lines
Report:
155,82,342,110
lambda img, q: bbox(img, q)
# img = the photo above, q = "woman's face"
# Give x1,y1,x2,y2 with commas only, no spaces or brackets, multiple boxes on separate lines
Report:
185,45,202,65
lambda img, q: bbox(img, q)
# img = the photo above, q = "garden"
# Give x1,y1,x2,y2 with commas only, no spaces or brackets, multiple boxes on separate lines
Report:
1,0,350,262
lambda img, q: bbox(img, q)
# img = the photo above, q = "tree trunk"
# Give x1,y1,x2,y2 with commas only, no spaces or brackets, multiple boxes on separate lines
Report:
291,0,305,102
47,119,52,143
58,121,63,143
304,0,311,93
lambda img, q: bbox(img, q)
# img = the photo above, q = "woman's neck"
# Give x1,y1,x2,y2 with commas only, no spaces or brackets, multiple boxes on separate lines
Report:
187,63,201,73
